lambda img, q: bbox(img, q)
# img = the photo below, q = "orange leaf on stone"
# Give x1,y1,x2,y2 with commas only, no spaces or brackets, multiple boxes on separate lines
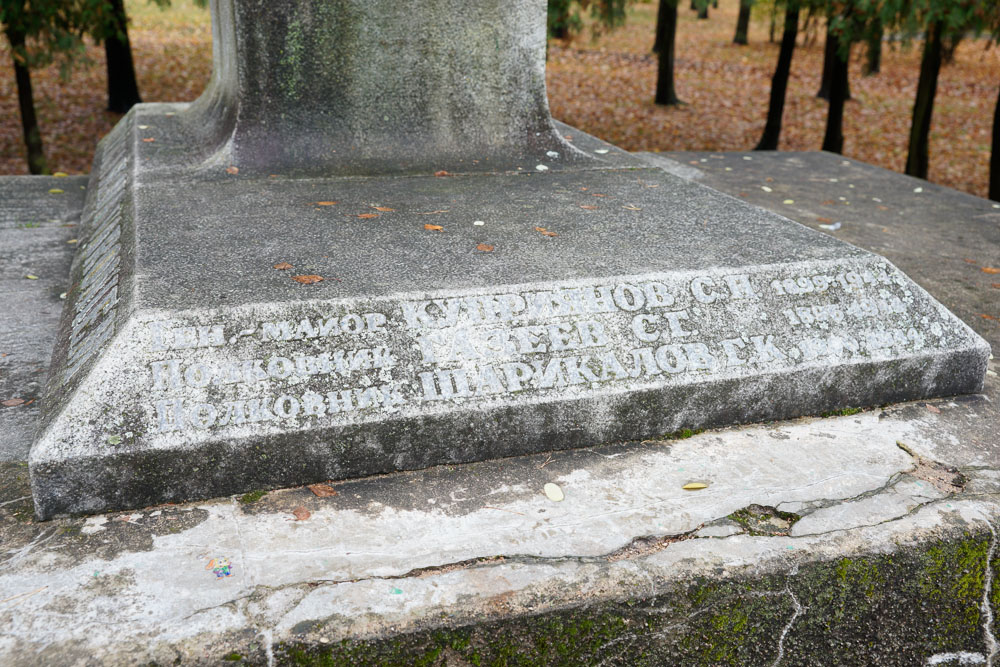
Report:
535,226,558,237
225,165,238,175
357,213,379,219
307,483,338,497
424,224,444,231
292,506,311,521
816,217,833,223
292,275,323,284
316,201,337,206
981,267,1000,275
476,243,494,252
579,205,598,210
2,398,25,407
273,262,293,270
434,170,451,177
142,137,155,143
373,206,395,212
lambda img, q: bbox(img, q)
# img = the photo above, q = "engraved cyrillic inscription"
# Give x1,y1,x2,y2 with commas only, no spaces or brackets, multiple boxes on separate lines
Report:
135,264,951,436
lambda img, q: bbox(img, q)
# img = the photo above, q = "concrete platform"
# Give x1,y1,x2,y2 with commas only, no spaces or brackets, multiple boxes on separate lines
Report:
1,151,998,665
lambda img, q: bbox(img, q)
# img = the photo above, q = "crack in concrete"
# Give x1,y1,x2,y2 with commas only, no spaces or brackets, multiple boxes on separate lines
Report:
981,520,998,667
771,568,805,667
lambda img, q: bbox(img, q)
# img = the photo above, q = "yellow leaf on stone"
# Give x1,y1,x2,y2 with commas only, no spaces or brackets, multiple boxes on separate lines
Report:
48,189,63,194
682,482,708,491
543,482,564,502
53,172,68,178
25,275,38,280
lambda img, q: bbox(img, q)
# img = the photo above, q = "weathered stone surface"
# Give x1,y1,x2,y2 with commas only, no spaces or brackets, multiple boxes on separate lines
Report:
28,113,988,519
182,0,584,176
25,5,988,518
3,151,1000,665
0,176,88,462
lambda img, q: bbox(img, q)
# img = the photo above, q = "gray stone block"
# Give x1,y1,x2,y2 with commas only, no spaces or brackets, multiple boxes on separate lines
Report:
28,110,988,518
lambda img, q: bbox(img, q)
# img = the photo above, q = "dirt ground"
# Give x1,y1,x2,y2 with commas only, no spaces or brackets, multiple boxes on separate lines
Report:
1,0,997,198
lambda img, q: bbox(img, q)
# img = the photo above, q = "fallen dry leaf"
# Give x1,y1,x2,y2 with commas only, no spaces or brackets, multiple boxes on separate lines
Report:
876,205,890,211
535,226,558,237
415,209,449,215
992,283,1000,289
926,403,941,413
142,137,155,143
372,206,395,212
424,224,444,231
292,275,324,285
622,204,641,211
476,243,494,252
434,170,451,177
980,313,998,321
592,193,607,197
272,262,293,270
543,482,564,502
963,258,978,264
225,165,238,175
580,205,598,210
981,267,1000,275
307,483,338,498
820,200,835,205
817,216,833,223
291,506,311,521
2,398,25,407
357,213,379,219
682,482,709,490
315,201,337,206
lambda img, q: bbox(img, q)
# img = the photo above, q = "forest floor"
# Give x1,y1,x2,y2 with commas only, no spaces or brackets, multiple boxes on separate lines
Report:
1,0,997,198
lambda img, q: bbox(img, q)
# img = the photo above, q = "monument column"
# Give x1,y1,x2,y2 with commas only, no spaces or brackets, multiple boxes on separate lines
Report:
188,0,579,175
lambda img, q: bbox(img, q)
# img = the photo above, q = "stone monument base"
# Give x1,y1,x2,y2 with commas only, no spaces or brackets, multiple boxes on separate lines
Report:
29,109,988,519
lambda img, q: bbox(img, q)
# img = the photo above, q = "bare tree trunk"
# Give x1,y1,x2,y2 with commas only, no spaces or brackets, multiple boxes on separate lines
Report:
757,5,800,150
734,0,752,45
822,31,849,154
905,21,943,179
990,81,1000,201
6,28,49,174
864,18,882,76
654,0,670,52
697,3,708,20
655,0,682,106
104,0,142,113
818,23,851,101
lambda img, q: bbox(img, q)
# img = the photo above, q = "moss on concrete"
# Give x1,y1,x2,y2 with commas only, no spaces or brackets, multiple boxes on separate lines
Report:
272,530,996,666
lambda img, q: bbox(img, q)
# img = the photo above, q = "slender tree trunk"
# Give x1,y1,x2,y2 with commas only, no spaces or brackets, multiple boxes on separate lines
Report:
734,0,752,45
655,0,681,106
6,29,48,175
756,5,800,150
654,0,670,52
104,0,142,112
697,3,708,20
822,31,849,154
690,0,696,11
712,0,718,7
769,3,777,43
905,22,943,179
990,82,1000,201
818,23,851,100
864,18,882,76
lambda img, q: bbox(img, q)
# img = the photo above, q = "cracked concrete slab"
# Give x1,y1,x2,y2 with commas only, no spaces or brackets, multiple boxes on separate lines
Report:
1,152,999,665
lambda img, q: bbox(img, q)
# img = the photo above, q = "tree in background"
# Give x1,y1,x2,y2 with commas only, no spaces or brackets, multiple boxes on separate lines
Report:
1,0,107,174
734,0,754,44
757,0,801,149
655,0,682,105
548,0,630,39
102,0,141,112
